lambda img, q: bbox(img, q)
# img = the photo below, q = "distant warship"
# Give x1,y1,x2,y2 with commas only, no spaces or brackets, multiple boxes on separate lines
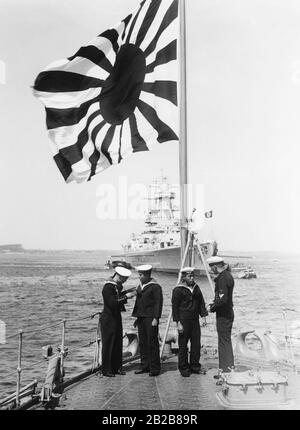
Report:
107,175,218,274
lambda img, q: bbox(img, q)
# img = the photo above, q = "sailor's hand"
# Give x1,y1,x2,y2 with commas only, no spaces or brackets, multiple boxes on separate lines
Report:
152,318,158,327
201,317,207,327
177,322,184,334
126,291,137,299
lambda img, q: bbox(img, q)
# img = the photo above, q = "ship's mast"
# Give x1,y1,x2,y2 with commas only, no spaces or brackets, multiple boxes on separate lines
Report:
179,0,188,261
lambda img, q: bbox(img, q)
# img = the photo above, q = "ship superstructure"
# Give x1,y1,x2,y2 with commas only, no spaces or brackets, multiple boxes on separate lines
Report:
108,175,218,274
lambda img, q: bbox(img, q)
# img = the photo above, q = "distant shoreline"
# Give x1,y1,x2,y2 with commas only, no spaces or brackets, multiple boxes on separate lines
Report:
1,247,299,257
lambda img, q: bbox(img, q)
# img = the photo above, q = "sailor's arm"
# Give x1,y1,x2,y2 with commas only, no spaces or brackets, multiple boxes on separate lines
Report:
152,284,163,325
118,287,137,303
171,288,184,333
199,289,209,318
102,283,120,309
209,278,229,312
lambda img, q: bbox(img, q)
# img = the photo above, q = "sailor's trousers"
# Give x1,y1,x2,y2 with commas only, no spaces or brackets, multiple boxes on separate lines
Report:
100,312,123,374
178,318,201,372
216,310,234,372
137,317,161,374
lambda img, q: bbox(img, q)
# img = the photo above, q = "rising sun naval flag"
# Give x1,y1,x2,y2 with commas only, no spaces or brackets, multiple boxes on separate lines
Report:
33,0,179,183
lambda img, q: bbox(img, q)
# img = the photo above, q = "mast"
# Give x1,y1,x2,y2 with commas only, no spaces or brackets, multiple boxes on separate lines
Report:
179,0,188,261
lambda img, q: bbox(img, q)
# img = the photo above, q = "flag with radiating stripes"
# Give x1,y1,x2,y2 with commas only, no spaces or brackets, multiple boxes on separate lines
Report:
33,0,179,183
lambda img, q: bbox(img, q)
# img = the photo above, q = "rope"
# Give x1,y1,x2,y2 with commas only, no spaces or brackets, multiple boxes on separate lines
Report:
3,357,50,379
76,341,96,348
21,321,63,335
21,358,49,372
65,312,100,323
3,312,101,340
2,369,18,379
5,333,21,340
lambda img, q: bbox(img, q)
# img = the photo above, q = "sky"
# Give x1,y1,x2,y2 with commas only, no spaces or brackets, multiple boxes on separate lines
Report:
0,0,299,253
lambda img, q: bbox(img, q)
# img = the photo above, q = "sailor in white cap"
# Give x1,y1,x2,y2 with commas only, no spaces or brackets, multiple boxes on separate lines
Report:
100,264,136,377
207,256,235,378
171,267,208,377
114,266,132,278
206,256,225,267
132,264,163,376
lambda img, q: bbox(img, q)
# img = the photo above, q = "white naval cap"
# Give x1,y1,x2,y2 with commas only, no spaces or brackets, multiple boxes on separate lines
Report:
181,267,195,274
206,256,225,266
115,266,132,277
136,264,153,272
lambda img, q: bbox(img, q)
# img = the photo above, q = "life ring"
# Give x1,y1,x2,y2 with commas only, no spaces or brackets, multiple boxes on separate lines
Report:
234,330,282,362
161,330,178,356
122,331,139,359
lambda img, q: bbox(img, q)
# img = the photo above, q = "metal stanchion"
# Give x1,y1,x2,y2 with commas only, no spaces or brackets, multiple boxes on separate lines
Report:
195,240,215,294
16,330,23,407
93,313,102,370
282,310,296,365
60,320,66,376
160,231,192,358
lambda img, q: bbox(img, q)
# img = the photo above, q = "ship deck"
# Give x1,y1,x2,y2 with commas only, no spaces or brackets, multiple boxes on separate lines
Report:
32,355,224,410
29,354,300,411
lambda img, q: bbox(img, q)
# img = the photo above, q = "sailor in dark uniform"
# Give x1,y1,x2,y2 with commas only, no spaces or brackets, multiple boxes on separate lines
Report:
132,265,163,377
207,256,235,376
172,267,208,377
100,266,136,377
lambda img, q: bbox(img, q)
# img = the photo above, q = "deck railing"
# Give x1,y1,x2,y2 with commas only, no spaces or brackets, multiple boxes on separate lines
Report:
0,312,102,409
0,307,299,409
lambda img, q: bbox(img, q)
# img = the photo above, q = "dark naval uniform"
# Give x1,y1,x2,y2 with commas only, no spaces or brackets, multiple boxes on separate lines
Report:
132,279,163,375
210,269,234,372
100,278,127,375
172,283,208,373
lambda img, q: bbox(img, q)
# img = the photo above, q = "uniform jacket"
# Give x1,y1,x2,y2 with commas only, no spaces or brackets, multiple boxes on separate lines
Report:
132,279,163,320
210,268,234,318
101,277,128,317
172,283,208,322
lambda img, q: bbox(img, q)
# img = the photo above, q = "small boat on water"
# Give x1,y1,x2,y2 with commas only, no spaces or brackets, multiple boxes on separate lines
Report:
237,269,257,279
231,263,257,279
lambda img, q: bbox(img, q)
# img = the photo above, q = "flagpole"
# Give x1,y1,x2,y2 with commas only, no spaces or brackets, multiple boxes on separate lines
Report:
179,0,188,261
160,0,189,359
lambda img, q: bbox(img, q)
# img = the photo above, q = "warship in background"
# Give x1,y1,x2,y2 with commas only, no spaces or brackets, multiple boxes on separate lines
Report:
106,175,218,274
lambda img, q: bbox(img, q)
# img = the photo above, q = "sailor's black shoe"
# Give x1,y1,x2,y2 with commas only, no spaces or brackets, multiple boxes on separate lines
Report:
114,370,126,375
102,372,115,377
191,368,207,375
213,374,220,379
149,372,160,377
134,369,149,374
180,371,191,377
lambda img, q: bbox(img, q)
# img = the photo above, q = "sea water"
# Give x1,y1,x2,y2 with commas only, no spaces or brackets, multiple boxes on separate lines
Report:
0,250,300,399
